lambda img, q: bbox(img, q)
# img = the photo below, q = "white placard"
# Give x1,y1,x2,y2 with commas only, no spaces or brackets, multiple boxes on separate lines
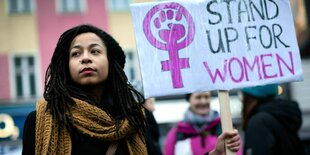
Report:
131,0,303,98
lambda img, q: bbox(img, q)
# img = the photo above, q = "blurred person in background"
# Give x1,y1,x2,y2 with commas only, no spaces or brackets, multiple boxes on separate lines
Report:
164,92,242,155
240,84,305,155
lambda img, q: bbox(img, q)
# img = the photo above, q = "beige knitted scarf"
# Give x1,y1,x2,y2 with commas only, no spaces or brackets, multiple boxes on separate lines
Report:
35,98,147,155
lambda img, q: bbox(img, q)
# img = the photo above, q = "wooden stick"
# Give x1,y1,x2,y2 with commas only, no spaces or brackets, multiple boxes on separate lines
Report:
218,90,235,155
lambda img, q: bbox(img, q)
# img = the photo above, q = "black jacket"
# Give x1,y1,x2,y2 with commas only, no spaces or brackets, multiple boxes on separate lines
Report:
144,110,163,155
244,98,305,155
22,110,161,155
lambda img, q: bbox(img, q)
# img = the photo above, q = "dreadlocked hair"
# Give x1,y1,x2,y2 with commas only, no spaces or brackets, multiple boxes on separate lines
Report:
43,24,147,134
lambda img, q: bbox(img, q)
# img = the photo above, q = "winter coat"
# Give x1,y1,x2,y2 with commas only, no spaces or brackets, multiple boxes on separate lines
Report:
164,117,242,155
244,98,305,155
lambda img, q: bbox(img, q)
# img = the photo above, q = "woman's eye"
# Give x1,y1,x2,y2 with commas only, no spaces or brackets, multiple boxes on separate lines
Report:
71,51,80,57
91,50,100,54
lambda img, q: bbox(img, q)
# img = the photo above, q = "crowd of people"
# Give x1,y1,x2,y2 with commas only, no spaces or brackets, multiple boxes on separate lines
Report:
22,24,305,155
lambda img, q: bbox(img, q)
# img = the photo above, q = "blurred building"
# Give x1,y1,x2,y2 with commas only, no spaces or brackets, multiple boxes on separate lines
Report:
0,0,108,154
290,0,310,154
0,0,39,152
0,0,108,102
0,0,39,101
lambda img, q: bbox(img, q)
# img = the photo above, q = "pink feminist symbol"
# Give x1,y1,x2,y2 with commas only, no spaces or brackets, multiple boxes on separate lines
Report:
143,2,195,88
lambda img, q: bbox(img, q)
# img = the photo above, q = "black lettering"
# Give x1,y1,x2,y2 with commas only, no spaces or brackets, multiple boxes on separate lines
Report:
245,26,257,51
222,0,236,24
272,24,290,48
224,27,238,53
207,0,222,25
206,30,226,53
238,0,251,23
249,0,265,21
264,0,279,20
259,25,273,49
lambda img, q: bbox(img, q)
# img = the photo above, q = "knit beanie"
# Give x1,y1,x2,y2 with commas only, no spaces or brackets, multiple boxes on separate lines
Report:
241,84,279,98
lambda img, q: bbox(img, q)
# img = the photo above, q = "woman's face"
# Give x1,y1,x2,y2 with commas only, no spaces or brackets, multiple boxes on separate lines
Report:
189,92,211,116
69,32,109,86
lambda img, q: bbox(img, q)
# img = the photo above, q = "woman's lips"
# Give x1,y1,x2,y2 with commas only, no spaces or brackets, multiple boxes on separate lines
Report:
195,104,210,109
80,68,95,74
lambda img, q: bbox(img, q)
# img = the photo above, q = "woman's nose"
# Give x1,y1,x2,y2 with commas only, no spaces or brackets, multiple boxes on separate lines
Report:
80,52,92,64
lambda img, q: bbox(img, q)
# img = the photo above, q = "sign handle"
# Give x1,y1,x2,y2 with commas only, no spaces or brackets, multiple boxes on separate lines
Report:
218,90,235,155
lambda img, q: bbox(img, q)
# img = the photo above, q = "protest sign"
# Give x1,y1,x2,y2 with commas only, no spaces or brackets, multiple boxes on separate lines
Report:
131,0,303,99
131,1,303,154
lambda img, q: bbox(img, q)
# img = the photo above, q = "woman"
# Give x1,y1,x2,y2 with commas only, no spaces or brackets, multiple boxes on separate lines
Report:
164,92,242,155
22,24,240,155
241,84,305,155
22,24,149,155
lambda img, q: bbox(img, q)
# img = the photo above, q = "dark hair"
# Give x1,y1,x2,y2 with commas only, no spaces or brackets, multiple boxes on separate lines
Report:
44,24,146,133
185,91,212,102
185,93,192,102
241,92,274,129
